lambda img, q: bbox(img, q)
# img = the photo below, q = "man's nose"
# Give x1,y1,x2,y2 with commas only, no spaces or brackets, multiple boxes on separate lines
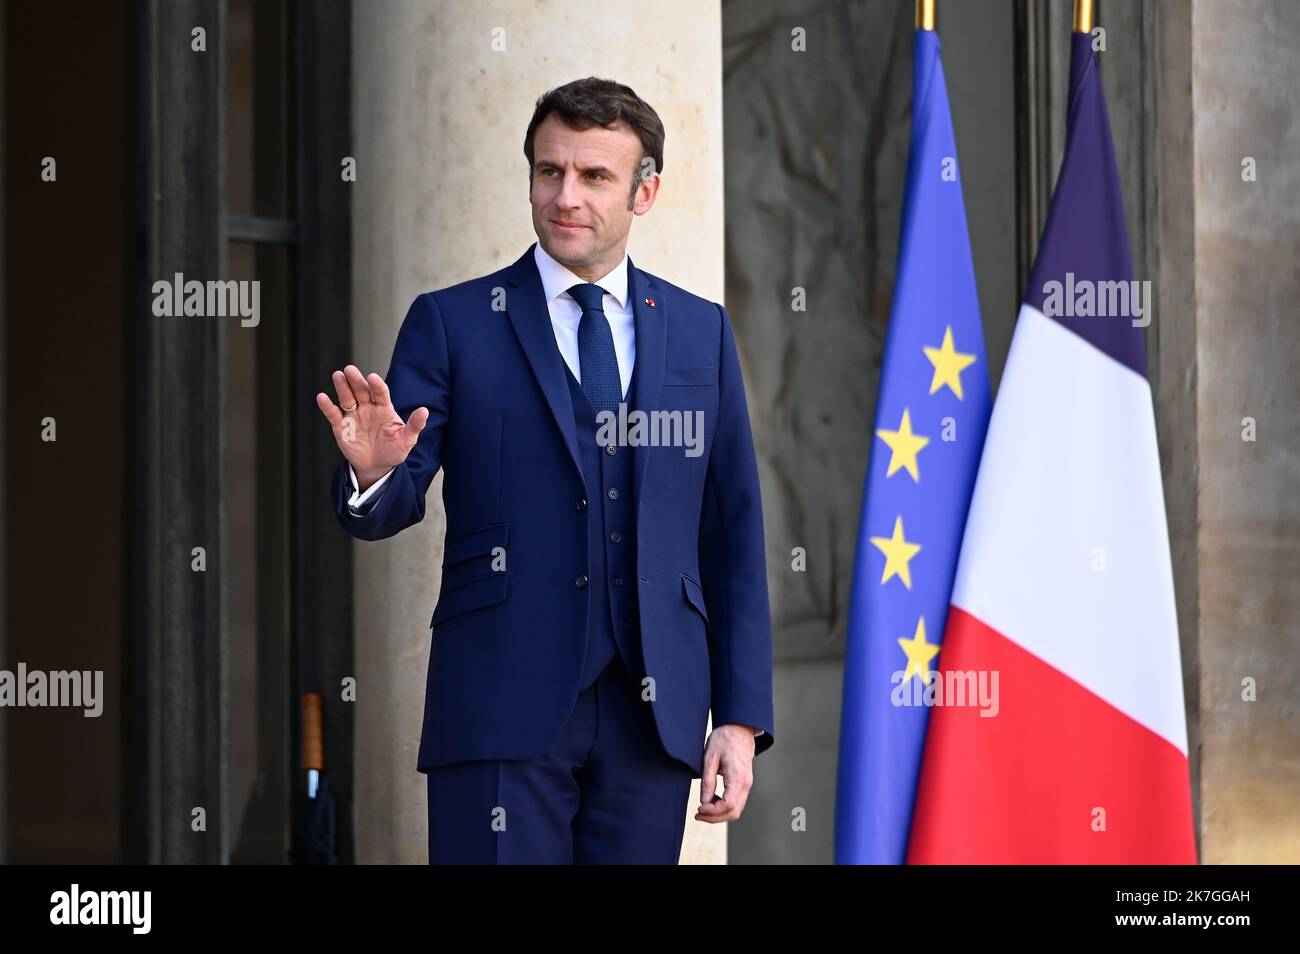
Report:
554,171,584,209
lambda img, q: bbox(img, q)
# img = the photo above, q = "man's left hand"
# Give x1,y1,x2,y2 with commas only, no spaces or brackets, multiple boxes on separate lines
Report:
695,724,757,823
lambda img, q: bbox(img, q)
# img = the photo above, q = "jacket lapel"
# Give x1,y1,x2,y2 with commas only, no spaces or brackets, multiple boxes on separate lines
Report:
628,256,666,506
504,244,584,486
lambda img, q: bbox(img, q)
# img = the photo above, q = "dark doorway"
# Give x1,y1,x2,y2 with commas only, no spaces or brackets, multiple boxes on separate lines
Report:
2,0,354,864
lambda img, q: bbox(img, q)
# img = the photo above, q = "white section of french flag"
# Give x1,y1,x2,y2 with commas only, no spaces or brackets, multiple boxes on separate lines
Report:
906,304,1197,864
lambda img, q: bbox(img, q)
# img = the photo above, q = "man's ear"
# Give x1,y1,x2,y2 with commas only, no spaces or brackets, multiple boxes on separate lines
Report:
631,172,660,216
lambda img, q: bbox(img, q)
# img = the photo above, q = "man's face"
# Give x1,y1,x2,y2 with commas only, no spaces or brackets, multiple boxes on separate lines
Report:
529,113,658,276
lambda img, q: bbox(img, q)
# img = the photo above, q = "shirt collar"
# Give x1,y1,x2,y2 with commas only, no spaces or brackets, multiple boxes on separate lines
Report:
534,241,630,310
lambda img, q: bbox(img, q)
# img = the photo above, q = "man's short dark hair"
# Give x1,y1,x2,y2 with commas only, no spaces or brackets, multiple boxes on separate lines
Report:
524,77,665,205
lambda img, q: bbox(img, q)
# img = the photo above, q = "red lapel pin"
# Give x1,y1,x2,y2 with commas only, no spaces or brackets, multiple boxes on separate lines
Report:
645,297,655,307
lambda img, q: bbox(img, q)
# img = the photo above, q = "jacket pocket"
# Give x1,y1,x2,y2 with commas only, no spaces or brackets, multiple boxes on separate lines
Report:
439,521,510,590
430,571,510,630
443,521,510,567
432,522,512,628
663,365,715,387
681,573,709,625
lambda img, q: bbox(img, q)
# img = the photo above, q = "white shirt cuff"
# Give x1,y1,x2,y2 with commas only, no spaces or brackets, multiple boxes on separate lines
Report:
347,464,396,511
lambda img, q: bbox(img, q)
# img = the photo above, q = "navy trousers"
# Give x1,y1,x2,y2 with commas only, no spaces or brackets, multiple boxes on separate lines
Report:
425,653,696,864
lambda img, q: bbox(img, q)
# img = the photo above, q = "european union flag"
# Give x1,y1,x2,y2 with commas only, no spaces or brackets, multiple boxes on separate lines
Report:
834,26,992,865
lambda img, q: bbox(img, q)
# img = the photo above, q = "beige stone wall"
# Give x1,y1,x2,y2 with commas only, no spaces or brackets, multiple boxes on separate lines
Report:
1191,0,1300,864
350,0,726,864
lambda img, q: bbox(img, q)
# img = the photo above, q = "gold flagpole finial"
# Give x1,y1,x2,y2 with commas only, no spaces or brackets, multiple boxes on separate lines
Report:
1074,0,1094,34
916,0,935,32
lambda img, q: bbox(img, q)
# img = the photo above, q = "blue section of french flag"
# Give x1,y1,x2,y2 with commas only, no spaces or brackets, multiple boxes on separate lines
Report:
834,29,991,865
907,34,1196,863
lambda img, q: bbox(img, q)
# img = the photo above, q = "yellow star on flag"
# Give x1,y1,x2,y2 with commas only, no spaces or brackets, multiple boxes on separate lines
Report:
869,515,921,589
898,617,940,686
875,407,929,482
923,326,977,400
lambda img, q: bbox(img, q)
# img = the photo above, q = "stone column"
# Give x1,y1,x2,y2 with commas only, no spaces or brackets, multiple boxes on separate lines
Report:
1187,0,1300,864
351,0,726,864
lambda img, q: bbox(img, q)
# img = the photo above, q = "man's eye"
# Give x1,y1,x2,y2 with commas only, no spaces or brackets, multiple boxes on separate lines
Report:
587,172,604,181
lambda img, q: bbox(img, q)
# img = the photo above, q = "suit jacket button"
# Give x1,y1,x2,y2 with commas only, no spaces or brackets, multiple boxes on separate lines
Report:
612,576,623,586
607,487,619,500
605,444,617,456
576,497,587,512
575,574,588,588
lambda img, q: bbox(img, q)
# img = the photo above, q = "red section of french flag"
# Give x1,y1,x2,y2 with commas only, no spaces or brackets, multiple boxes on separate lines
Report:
907,607,1196,864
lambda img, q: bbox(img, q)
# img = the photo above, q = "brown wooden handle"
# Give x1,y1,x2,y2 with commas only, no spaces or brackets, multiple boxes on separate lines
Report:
303,693,324,771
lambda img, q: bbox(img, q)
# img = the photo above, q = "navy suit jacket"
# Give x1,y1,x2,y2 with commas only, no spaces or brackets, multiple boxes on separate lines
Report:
332,243,775,777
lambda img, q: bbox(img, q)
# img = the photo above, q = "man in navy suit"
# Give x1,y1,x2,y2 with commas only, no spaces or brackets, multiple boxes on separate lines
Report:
316,77,774,864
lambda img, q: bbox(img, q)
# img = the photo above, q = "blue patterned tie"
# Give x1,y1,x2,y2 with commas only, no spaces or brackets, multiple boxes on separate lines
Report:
568,283,621,417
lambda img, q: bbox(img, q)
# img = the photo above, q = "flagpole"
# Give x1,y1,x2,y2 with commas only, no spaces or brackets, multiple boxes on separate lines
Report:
916,0,935,31
1074,0,1094,33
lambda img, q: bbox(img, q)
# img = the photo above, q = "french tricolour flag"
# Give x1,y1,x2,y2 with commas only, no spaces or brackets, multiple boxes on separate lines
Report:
906,32,1197,863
